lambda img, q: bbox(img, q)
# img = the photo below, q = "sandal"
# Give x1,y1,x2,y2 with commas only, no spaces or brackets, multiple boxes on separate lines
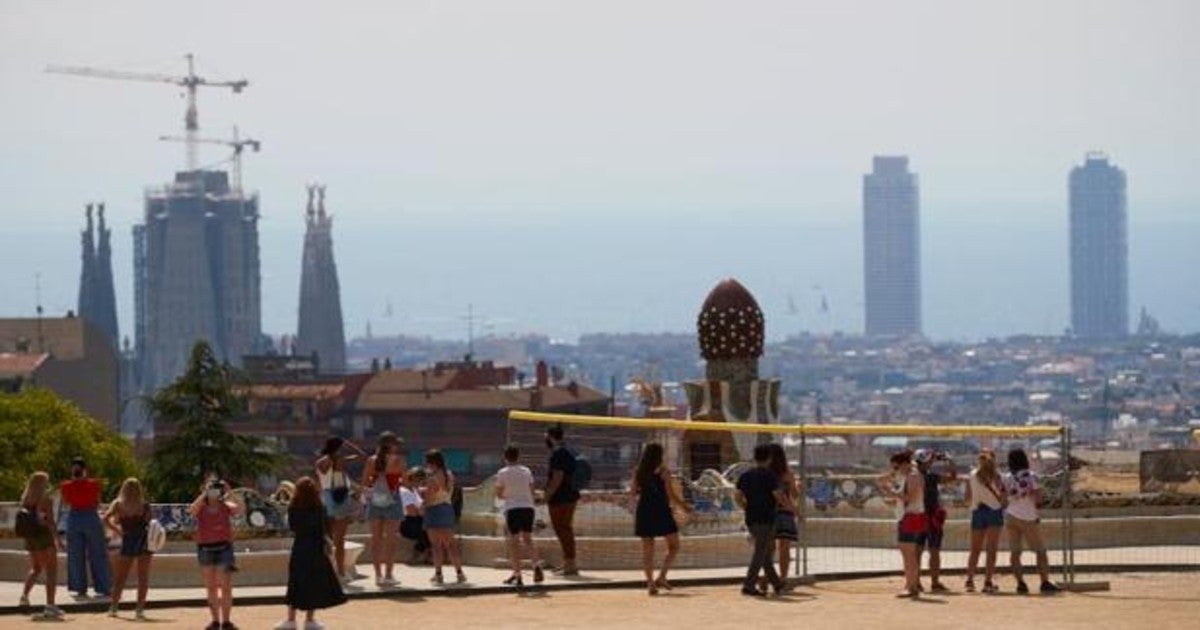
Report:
965,579,975,593
648,581,659,596
654,578,673,591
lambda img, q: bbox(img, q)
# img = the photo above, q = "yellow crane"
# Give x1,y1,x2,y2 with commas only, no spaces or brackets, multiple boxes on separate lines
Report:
46,53,248,171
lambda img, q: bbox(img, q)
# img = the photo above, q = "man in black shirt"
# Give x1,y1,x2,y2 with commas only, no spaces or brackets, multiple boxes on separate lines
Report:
735,443,790,596
543,426,580,575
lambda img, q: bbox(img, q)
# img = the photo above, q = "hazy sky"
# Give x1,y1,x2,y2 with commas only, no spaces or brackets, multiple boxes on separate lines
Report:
1,1,1197,342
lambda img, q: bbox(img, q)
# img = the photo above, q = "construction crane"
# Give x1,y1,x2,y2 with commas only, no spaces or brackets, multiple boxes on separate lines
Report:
158,127,261,193
46,53,248,171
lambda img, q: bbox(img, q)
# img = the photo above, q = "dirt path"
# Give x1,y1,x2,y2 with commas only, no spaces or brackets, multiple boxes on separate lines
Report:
6,572,1198,629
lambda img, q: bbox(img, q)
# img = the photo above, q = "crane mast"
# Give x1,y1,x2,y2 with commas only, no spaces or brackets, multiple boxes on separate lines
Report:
46,53,248,171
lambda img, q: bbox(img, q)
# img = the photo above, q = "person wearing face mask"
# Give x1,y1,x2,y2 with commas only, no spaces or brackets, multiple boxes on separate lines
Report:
542,426,581,576
60,456,111,600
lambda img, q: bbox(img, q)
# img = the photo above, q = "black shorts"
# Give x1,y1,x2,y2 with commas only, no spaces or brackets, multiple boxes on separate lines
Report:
505,508,535,534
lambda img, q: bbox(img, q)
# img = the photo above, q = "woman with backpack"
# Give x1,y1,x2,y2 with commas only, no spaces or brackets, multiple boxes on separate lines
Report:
315,437,363,582
17,471,63,619
422,449,466,585
362,432,404,588
964,450,1005,594
631,442,691,595
103,477,154,619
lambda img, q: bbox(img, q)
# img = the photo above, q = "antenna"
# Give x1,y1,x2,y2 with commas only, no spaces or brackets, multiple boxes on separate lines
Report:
34,272,45,352
465,303,475,360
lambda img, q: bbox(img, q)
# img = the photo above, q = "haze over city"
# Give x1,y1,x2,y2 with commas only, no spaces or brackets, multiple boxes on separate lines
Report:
1,0,1197,342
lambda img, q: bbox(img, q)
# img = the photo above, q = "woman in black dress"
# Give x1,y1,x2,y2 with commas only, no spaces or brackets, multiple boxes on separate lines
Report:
275,477,346,630
632,442,692,595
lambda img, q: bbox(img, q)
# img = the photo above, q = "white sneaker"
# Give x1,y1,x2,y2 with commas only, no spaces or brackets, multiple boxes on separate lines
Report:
19,595,30,607
273,621,297,630
135,608,147,621
108,604,118,617
304,622,325,630
43,605,65,619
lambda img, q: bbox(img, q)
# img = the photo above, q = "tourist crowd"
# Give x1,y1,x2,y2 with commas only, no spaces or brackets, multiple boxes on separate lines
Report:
13,428,1060,627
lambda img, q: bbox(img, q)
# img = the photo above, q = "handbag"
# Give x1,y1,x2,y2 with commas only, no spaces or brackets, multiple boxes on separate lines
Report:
369,477,395,508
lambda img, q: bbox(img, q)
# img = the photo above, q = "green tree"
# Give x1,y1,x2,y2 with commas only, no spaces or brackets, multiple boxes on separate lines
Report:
145,341,281,502
0,388,139,499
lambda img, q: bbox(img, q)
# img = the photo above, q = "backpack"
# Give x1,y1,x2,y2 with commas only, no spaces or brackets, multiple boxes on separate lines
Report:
14,507,42,539
570,449,593,491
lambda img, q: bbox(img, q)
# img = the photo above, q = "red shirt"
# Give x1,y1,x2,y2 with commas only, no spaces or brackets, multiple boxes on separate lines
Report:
60,478,102,510
196,502,233,545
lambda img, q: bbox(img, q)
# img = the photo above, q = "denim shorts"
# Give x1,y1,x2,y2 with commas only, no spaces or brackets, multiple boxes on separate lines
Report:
196,542,236,571
971,506,1005,531
423,503,456,530
774,511,798,541
366,502,403,521
324,490,355,520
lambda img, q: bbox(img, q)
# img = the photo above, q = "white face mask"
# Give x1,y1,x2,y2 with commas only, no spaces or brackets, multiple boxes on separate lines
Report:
206,488,222,501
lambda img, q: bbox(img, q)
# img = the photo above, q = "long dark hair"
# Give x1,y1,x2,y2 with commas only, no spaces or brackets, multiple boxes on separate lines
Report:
425,449,446,472
1007,448,1031,473
766,443,788,477
635,443,664,488
375,432,398,473
290,476,322,510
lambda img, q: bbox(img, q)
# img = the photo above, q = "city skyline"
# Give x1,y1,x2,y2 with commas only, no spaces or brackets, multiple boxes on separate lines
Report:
1,1,1197,343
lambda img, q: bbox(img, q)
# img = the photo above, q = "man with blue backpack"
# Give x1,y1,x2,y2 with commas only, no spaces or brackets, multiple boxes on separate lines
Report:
542,426,591,576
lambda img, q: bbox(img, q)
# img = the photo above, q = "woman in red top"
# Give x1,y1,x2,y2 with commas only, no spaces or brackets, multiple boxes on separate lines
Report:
189,477,244,630
60,457,111,599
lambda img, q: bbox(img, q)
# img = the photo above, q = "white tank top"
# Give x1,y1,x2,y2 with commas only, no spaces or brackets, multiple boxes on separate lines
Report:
318,468,348,491
968,469,1003,510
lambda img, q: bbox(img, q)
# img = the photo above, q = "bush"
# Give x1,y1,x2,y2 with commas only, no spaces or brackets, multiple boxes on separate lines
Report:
0,388,140,499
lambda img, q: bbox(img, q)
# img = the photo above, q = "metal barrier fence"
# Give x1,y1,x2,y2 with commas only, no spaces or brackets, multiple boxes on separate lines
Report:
508,411,1200,586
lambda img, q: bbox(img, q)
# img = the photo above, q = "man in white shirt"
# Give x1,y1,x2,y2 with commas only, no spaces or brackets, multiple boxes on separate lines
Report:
495,445,543,587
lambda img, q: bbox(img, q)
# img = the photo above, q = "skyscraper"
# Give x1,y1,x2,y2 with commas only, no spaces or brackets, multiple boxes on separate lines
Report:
1069,153,1128,339
77,203,119,347
863,156,921,338
134,170,262,389
295,184,346,373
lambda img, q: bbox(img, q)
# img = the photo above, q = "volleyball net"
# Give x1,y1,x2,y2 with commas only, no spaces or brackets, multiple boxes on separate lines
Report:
505,410,1200,584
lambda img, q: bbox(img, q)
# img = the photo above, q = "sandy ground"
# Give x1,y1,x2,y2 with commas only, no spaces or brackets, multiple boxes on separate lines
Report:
5,572,1198,630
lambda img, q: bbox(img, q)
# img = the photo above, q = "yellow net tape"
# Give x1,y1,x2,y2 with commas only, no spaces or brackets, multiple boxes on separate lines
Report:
508,410,1062,437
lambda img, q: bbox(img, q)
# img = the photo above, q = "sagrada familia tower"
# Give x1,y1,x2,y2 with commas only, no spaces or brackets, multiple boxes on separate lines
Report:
295,184,346,373
76,203,119,347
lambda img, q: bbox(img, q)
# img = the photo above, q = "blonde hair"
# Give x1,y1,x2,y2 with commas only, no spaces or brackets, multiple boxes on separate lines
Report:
976,451,999,486
117,477,145,514
21,472,50,507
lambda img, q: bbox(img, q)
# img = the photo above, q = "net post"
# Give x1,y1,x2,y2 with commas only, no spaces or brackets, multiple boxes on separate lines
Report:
799,424,808,579
1063,421,1074,586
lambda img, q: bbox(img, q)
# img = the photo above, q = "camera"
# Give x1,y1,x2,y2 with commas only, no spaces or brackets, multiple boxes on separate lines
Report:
206,480,225,500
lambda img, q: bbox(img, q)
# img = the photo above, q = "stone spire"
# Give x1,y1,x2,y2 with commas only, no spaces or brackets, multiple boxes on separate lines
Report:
93,203,120,346
77,203,120,347
295,184,346,373
77,204,96,320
